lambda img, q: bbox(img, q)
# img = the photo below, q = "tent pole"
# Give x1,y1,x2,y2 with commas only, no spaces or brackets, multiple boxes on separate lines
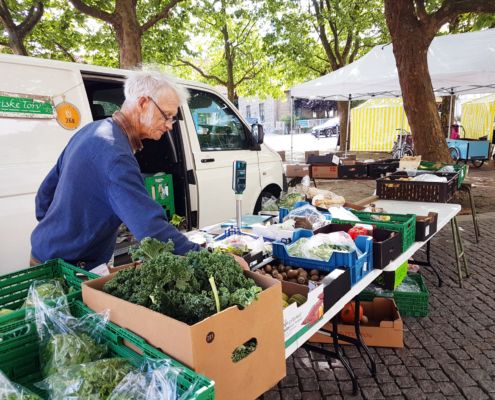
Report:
290,96,294,161
345,95,351,156
448,88,454,137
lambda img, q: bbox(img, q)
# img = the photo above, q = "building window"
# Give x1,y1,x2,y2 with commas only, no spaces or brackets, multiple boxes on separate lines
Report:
259,103,265,122
246,105,251,118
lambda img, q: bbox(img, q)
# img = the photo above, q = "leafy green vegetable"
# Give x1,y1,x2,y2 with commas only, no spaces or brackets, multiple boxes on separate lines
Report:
288,238,352,261
38,358,133,400
130,237,174,262
104,238,262,325
23,280,67,309
232,339,257,363
0,370,42,399
278,192,305,209
41,333,108,377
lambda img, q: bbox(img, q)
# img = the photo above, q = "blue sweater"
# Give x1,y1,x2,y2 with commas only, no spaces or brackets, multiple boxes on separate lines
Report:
31,118,200,269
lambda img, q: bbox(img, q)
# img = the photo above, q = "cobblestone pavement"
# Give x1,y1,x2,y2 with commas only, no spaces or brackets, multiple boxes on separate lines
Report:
259,217,495,400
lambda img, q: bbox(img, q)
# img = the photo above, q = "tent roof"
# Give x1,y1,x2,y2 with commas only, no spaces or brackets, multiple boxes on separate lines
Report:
355,98,404,109
291,29,495,100
464,93,495,104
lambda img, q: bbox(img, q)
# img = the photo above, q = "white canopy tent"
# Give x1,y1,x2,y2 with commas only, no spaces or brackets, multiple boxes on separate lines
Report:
290,29,495,155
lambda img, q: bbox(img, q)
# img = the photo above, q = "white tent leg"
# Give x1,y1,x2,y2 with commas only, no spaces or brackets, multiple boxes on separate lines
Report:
448,90,454,137
290,96,294,161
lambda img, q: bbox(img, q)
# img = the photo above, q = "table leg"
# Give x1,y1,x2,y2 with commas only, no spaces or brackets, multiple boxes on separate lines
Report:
411,241,443,287
451,217,469,288
303,319,358,395
466,184,480,242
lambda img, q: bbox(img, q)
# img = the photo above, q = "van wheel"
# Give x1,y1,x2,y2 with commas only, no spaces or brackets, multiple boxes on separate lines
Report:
254,190,281,215
287,177,302,187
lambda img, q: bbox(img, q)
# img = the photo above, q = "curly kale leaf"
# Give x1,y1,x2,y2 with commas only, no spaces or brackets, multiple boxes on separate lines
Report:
41,333,108,377
39,358,132,400
130,237,174,262
229,286,262,309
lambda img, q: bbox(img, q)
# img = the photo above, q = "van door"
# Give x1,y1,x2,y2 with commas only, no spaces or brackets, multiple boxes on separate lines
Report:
183,88,261,227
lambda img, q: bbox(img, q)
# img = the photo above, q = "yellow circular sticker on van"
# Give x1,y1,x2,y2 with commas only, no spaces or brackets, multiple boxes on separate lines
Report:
56,102,81,130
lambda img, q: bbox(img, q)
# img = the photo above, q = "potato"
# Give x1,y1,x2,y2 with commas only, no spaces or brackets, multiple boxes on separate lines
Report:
272,270,279,278
281,272,288,280
277,265,285,273
298,269,308,278
275,274,284,281
297,276,307,285
310,274,319,281
288,278,297,283
310,269,319,276
264,264,272,273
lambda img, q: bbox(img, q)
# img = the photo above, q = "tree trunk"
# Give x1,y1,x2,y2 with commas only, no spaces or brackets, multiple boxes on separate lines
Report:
337,101,349,152
114,2,142,69
385,0,451,163
8,33,28,55
440,95,456,137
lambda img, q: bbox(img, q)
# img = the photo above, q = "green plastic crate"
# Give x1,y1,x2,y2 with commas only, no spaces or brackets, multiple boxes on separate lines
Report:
0,259,98,326
333,210,416,252
144,173,175,217
418,161,467,188
359,273,429,317
0,301,214,400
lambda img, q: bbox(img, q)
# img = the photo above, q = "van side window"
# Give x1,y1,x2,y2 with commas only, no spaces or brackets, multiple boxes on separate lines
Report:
83,80,125,120
188,89,250,151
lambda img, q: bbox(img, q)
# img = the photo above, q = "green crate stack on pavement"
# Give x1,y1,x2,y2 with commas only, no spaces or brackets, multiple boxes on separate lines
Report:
144,173,175,218
359,273,429,317
0,300,215,400
333,210,417,252
0,259,98,327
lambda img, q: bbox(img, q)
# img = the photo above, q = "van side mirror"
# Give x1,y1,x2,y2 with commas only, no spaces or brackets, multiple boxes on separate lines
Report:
251,123,264,145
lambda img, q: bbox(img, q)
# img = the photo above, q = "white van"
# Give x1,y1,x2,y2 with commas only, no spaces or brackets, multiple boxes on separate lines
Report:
0,54,285,273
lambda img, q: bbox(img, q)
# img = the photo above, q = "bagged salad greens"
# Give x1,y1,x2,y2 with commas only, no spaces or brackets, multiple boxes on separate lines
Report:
30,284,108,377
288,232,359,261
0,370,41,400
36,358,132,399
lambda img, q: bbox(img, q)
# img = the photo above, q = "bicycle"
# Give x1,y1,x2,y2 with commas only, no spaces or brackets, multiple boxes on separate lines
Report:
392,128,415,158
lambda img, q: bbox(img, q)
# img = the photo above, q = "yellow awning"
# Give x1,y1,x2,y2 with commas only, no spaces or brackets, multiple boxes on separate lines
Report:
461,94,495,141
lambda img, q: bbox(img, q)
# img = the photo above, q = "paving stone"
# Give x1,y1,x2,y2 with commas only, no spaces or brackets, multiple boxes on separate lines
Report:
378,383,401,397
279,375,299,388
316,370,336,381
394,376,417,388
441,363,477,387
262,391,282,400
401,387,427,400
334,368,352,381
301,392,323,400
298,368,318,379
438,382,463,396
301,377,320,392
281,387,303,400
418,379,441,393
314,361,331,371
419,358,440,370
460,386,490,400
428,369,450,382
360,387,384,400
387,365,409,377
407,366,430,380
324,396,343,400
319,381,341,396
295,358,314,369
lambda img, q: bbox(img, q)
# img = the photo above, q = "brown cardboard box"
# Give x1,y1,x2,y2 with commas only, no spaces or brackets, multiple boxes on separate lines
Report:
309,298,403,348
340,158,356,166
82,271,286,400
286,163,311,178
107,261,140,274
277,150,286,161
311,165,338,179
305,151,319,163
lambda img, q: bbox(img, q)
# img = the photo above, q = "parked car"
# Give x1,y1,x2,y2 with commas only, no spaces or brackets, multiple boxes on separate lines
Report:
311,117,340,137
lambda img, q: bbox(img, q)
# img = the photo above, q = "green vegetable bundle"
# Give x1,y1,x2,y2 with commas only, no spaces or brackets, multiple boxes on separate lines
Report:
278,192,305,209
37,358,132,400
103,238,262,325
0,370,41,400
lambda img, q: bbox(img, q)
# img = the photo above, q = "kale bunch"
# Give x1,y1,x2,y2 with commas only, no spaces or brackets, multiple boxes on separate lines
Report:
103,238,262,325
38,358,133,399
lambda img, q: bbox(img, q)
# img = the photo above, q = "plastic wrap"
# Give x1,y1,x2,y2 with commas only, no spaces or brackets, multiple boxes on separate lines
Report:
31,291,109,377
24,279,69,313
209,234,265,256
327,206,360,222
108,359,202,400
277,192,305,209
288,232,359,261
412,174,447,182
261,196,279,211
36,358,133,400
311,193,346,209
284,204,328,230
0,370,41,399
251,220,296,242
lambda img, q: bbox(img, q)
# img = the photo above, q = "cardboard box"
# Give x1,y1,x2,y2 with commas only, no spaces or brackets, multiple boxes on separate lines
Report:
415,212,438,241
305,151,319,163
311,165,338,178
83,271,286,400
285,163,311,178
310,298,404,348
277,150,286,162
282,269,350,342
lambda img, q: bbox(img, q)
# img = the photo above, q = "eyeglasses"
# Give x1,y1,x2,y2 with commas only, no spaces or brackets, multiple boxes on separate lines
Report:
149,97,177,125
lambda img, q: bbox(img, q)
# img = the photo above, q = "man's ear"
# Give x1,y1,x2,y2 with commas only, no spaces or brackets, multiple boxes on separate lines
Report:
137,96,148,111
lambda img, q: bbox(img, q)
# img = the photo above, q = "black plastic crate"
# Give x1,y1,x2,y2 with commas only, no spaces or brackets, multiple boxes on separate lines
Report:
338,163,368,179
415,212,438,241
367,160,400,179
307,153,336,164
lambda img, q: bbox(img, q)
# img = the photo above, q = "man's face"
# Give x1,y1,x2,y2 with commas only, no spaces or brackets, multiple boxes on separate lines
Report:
139,90,180,141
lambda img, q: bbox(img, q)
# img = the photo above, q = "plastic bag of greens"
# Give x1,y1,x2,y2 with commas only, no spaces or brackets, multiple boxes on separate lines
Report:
261,196,279,211
0,370,41,400
109,358,201,400
24,279,69,313
284,204,328,230
31,294,108,377
36,358,133,400
288,232,359,261
277,192,305,209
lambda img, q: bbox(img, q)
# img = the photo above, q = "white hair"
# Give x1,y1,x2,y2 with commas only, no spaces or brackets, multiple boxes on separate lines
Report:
123,69,190,105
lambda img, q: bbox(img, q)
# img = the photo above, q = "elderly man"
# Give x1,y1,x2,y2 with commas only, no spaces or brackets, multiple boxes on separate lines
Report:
30,70,201,270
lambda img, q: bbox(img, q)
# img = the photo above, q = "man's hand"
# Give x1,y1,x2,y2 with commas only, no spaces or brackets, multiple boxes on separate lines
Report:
231,254,250,271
